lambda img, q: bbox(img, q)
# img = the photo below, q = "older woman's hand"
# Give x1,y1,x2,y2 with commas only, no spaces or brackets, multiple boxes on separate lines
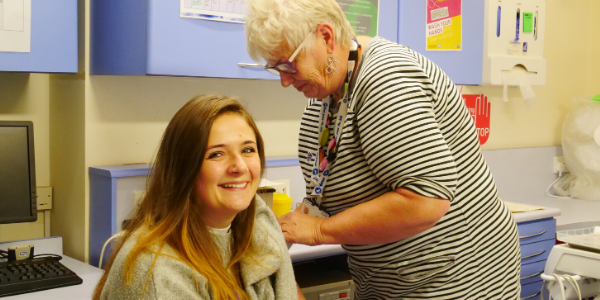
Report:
277,204,327,246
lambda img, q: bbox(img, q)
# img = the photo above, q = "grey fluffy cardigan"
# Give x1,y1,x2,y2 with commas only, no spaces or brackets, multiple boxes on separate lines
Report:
99,197,298,300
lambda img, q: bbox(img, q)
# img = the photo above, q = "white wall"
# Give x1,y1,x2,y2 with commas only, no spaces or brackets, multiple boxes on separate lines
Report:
86,76,307,166
587,1,600,97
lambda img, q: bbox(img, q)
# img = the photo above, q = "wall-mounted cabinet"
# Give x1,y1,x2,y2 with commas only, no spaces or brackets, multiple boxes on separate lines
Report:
398,0,485,85
0,0,78,73
91,0,398,79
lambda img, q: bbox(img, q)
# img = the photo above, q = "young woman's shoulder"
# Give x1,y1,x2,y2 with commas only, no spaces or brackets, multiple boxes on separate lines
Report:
253,195,287,250
246,196,298,299
99,232,210,300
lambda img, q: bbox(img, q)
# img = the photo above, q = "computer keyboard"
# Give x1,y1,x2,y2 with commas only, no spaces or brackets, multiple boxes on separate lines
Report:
0,256,83,297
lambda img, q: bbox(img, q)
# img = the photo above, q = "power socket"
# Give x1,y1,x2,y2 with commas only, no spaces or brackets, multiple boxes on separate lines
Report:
36,186,52,210
269,179,291,196
553,156,570,174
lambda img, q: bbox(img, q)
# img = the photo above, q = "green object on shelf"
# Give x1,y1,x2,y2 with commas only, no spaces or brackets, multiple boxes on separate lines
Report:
592,95,600,103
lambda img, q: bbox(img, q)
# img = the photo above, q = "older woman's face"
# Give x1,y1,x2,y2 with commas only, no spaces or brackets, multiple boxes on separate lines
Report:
270,36,342,99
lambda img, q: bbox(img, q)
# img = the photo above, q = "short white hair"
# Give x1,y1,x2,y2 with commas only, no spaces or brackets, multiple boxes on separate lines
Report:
244,0,356,62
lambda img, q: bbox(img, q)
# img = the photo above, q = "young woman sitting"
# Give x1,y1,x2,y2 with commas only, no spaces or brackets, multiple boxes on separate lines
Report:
93,95,300,300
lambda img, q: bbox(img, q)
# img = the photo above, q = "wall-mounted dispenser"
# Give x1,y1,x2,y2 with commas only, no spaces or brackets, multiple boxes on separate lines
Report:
482,0,546,94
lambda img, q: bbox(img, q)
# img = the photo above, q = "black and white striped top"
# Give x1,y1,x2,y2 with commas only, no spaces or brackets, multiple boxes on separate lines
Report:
298,37,521,299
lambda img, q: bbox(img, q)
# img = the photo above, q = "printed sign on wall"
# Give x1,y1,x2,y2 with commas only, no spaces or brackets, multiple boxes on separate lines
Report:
426,0,462,51
462,94,491,145
337,0,379,38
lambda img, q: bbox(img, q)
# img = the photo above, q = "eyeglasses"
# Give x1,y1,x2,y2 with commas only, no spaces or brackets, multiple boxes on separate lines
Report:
264,31,313,76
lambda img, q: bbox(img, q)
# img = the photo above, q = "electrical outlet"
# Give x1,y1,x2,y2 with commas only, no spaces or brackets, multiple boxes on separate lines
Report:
36,186,52,210
270,179,291,196
553,156,569,174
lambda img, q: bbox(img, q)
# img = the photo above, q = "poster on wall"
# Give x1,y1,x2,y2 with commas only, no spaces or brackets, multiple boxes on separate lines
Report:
463,94,491,145
337,0,379,37
426,0,462,51
180,0,379,37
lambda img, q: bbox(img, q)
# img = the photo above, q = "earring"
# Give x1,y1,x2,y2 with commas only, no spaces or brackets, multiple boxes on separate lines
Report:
326,54,339,75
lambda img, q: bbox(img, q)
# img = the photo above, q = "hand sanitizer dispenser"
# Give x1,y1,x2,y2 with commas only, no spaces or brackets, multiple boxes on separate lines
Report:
482,0,546,89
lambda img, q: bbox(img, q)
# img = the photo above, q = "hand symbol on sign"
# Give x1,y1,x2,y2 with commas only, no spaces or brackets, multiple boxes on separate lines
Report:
475,95,491,145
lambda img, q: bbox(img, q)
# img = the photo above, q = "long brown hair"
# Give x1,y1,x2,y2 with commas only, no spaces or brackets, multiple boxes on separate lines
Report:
93,95,266,300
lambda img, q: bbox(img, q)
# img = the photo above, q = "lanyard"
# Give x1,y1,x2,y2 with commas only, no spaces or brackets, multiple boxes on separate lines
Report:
310,42,359,203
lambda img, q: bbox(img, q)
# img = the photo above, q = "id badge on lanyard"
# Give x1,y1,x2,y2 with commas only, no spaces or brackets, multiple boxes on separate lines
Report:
301,196,330,218
303,49,357,218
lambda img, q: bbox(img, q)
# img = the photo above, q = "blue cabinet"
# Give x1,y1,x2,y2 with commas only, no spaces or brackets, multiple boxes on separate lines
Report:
89,165,151,268
89,159,300,267
91,0,398,78
516,217,556,299
0,0,77,73
398,0,484,85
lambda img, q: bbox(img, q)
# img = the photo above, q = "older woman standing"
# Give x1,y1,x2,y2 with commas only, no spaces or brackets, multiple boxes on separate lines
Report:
245,0,521,299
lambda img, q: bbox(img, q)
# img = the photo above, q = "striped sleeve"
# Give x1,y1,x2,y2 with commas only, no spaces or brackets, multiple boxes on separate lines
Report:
353,47,458,200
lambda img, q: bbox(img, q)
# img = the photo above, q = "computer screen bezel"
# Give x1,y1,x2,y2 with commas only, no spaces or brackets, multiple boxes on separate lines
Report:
0,121,37,224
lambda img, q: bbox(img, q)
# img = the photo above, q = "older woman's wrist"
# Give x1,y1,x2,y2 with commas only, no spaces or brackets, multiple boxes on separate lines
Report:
314,217,337,245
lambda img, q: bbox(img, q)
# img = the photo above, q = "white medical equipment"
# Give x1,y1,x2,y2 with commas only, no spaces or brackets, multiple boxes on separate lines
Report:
542,227,600,300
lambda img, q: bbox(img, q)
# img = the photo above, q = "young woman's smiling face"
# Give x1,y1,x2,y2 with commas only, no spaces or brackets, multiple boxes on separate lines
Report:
197,113,261,228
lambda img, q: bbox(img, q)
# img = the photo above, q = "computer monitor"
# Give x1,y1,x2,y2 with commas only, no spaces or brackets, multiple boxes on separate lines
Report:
0,121,37,224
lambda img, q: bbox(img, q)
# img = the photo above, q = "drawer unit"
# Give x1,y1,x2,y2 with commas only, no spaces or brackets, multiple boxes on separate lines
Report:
520,260,545,286
520,280,543,300
517,218,556,246
520,239,555,265
516,217,556,299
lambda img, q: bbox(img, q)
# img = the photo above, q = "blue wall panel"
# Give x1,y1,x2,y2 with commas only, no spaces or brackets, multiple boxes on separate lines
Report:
93,0,399,78
0,0,77,73
399,0,484,85
145,0,276,79
90,0,148,75
378,0,399,43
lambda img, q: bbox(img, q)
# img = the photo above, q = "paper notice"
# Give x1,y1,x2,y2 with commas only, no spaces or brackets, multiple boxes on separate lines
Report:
504,201,544,213
0,0,31,52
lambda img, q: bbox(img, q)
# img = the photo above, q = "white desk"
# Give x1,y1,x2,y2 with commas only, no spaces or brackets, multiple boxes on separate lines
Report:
0,237,103,300
3,256,103,300
288,206,562,262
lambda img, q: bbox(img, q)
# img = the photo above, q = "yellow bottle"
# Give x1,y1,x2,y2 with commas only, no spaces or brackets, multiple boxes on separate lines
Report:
272,193,293,217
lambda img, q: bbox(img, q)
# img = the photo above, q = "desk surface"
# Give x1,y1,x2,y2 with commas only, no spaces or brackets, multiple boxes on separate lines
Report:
3,256,103,300
288,206,562,262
